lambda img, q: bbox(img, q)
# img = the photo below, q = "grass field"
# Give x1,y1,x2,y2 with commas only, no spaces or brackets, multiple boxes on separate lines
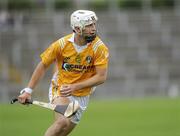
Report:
0,98,179,136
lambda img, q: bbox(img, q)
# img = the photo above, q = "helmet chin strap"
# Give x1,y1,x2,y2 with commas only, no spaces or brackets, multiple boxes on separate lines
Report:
84,34,96,43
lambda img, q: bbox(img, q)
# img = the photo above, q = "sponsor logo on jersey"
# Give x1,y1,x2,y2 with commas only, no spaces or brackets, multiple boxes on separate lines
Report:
62,62,95,73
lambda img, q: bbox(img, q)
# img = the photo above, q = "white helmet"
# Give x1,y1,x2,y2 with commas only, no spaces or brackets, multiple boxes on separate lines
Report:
70,10,98,31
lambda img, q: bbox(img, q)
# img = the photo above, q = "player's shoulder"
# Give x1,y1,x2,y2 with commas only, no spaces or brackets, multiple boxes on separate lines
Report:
62,33,73,41
57,33,73,49
92,36,108,53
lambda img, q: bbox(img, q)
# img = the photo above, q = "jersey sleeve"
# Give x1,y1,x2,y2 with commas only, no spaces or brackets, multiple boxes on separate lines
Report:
94,44,109,68
40,40,61,67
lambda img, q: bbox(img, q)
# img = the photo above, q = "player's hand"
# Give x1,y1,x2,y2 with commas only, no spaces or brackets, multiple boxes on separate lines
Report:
18,92,31,104
60,84,77,97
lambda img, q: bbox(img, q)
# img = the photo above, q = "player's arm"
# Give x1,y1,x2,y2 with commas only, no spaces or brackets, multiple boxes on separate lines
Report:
78,43,109,88
60,67,108,97
75,66,107,88
18,61,48,103
18,40,61,103
27,61,47,89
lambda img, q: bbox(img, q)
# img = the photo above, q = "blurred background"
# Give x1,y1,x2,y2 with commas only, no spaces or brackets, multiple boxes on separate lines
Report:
0,1,180,136
0,0,180,102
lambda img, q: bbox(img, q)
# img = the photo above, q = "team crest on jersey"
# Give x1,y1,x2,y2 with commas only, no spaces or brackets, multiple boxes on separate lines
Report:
86,56,92,64
64,57,70,62
75,54,81,64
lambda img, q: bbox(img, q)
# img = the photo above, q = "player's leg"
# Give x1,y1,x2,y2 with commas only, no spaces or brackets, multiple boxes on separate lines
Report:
59,95,90,136
47,72,91,136
44,97,76,136
44,115,75,136
46,71,77,136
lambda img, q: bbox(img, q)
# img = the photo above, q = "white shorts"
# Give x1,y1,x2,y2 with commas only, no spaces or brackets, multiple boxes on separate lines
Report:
67,95,90,124
48,72,90,124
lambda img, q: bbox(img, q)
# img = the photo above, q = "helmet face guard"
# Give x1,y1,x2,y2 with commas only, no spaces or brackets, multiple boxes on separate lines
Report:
71,10,98,42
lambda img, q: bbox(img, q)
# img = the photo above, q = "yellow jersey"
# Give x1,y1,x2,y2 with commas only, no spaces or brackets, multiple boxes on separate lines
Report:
40,33,109,96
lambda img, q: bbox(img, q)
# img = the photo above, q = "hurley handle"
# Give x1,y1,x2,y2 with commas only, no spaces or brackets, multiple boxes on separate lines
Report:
10,98,33,104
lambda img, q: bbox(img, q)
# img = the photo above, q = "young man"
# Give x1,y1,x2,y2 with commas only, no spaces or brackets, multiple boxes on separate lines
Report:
18,10,109,136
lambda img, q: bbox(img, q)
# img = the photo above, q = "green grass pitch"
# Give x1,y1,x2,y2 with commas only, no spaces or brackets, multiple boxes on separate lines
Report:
0,98,179,136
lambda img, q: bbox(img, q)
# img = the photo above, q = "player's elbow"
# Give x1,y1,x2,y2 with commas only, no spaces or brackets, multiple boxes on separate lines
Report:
96,68,108,85
98,74,107,84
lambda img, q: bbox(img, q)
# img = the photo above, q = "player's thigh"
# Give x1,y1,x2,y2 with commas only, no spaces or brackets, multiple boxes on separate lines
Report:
52,96,70,105
61,122,76,136
55,113,76,136
52,97,70,119
52,104,76,135
53,112,76,136
52,96,77,127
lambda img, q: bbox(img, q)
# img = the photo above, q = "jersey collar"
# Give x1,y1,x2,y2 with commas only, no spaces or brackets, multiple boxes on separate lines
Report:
68,33,75,43
67,33,94,46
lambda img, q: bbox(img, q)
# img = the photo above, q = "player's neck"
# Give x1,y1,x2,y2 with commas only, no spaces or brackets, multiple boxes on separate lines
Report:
74,34,87,46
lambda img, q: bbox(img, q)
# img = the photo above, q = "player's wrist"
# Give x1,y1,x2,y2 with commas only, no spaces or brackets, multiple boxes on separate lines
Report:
20,87,33,94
